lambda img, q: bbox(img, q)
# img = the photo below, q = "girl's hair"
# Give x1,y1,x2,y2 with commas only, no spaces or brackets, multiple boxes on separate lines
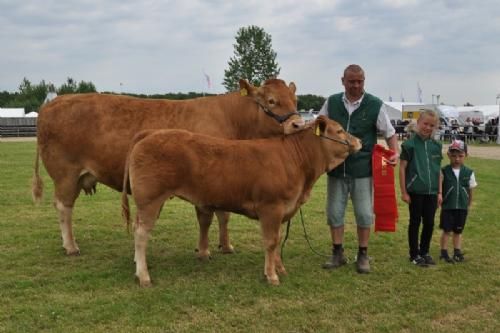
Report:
415,109,439,137
417,109,439,123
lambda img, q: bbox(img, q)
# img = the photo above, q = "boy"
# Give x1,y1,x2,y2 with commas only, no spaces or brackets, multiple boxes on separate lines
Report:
439,140,477,263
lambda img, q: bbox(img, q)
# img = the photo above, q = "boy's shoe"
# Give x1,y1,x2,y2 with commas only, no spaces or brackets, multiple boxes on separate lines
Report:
410,255,429,267
453,252,465,262
322,251,347,269
422,254,436,265
439,253,455,264
355,253,370,274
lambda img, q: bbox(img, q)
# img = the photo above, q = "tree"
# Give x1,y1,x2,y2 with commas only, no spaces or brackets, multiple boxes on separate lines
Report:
297,94,326,111
58,77,77,94
223,25,280,91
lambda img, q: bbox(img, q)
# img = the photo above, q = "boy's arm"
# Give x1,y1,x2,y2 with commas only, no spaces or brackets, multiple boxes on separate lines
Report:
438,170,443,206
399,159,410,204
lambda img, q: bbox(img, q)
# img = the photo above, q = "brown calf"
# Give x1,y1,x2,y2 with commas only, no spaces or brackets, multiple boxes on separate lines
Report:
122,115,361,286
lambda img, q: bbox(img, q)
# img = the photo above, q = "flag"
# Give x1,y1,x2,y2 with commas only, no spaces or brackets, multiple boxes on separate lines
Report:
401,93,405,102
417,82,423,103
203,71,211,89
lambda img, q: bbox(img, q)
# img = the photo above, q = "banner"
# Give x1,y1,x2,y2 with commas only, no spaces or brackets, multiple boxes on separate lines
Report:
372,144,398,232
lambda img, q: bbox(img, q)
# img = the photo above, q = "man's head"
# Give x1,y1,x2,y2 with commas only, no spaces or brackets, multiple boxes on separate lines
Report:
342,64,365,102
447,139,467,168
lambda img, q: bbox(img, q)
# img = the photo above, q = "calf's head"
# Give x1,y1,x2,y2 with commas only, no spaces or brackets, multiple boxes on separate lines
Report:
239,79,305,135
314,115,362,171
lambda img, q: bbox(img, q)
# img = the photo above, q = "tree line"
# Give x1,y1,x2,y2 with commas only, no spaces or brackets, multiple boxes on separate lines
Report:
0,77,325,114
1,25,325,114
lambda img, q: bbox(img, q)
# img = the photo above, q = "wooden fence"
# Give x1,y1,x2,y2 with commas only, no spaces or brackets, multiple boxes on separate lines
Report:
0,118,37,137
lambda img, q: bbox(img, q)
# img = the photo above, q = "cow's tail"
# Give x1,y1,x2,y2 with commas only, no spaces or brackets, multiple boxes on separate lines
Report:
32,145,44,204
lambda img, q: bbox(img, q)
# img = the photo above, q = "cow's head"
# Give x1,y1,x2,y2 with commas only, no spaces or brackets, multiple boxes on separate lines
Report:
314,115,362,171
239,79,305,135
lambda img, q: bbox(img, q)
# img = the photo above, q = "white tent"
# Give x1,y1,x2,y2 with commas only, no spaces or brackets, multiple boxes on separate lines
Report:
25,112,38,118
0,108,25,117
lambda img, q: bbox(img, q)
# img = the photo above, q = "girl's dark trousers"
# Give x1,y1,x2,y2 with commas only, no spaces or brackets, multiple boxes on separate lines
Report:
408,193,438,259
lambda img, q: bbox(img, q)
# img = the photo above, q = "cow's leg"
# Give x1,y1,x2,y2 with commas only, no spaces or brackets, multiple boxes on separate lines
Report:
260,210,285,285
195,207,214,260
53,177,81,255
134,201,163,287
274,246,287,276
215,210,234,254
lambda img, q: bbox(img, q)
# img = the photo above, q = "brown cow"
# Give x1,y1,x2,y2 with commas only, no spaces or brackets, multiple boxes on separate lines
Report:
121,115,361,286
32,79,304,256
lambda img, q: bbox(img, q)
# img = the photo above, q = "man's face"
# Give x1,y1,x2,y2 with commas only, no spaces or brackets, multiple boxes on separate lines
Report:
342,69,365,101
448,150,466,168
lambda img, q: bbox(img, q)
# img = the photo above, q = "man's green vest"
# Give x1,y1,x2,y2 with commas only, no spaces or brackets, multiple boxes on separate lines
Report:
326,92,382,178
441,165,473,210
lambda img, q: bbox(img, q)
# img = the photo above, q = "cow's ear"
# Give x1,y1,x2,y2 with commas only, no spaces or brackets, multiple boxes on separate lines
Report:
239,79,257,97
288,82,296,94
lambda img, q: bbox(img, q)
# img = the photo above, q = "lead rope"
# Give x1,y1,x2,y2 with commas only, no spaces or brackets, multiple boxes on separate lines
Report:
280,208,331,262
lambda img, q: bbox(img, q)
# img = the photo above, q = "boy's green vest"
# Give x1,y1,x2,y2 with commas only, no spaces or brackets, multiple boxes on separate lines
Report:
400,134,442,194
441,165,473,210
326,92,382,178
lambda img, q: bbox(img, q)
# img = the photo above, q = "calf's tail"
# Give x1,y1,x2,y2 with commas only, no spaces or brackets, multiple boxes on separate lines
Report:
121,130,157,233
32,145,44,204
121,151,132,233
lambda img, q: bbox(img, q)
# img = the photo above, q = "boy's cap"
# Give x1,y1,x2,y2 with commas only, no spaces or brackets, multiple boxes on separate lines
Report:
449,140,467,153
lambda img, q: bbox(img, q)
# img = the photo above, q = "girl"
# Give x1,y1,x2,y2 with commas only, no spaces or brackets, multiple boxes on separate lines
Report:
399,110,443,266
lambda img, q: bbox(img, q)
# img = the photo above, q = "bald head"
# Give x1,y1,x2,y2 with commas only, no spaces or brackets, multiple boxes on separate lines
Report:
342,64,365,102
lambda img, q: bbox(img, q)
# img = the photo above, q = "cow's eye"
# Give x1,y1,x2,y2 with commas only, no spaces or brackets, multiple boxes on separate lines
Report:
337,129,344,134
268,98,276,105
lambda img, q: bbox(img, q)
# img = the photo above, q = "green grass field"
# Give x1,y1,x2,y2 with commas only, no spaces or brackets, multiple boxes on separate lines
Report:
1,141,499,332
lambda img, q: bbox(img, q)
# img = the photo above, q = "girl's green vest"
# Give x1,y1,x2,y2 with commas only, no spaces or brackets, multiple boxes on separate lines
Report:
400,134,442,195
326,92,382,178
442,165,473,210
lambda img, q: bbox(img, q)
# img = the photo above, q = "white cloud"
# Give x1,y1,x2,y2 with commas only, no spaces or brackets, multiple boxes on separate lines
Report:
1,0,500,106
399,34,424,48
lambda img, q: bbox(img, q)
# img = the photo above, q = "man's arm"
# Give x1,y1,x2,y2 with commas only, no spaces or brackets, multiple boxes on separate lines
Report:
385,134,399,164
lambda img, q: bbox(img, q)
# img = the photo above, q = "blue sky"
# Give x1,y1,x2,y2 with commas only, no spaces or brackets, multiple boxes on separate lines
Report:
1,0,499,106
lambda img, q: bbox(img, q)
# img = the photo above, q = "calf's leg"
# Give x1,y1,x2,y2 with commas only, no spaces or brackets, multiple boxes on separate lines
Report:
260,211,285,285
134,198,164,287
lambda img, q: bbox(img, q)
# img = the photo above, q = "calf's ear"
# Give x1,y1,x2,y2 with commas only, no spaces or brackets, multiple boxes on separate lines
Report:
315,115,328,136
288,82,296,94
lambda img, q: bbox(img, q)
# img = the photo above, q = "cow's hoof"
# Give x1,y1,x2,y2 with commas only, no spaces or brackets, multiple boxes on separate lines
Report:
136,276,152,288
196,250,212,261
65,247,80,256
266,276,280,286
218,244,235,254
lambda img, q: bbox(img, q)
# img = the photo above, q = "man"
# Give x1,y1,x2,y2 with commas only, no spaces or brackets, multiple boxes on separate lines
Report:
319,64,399,273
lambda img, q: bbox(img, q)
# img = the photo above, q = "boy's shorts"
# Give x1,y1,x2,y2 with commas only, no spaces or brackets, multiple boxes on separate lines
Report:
440,209,468,234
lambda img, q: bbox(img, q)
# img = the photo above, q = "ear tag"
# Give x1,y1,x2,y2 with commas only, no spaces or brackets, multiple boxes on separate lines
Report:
240,88,248,96
315,125,321,136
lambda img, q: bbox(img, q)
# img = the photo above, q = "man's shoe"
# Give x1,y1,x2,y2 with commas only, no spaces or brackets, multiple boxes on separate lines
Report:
410,255,429,267
422,254,436,265
355,253,370,274
453,252,465,262
322,251,347,269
